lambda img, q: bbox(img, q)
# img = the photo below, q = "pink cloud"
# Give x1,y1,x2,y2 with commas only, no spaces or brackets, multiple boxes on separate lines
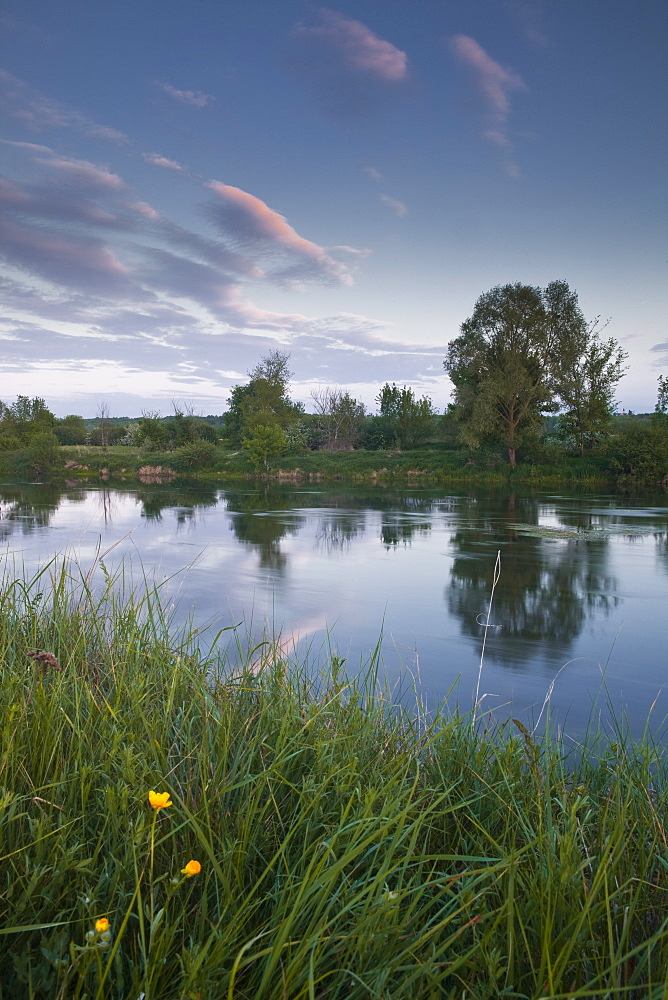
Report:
1,140,55,154
207,182,354,286
128,200,160,220
37,156,125,190
142,152,183,171
158,82,214,108
0,216,132,297
450,35,525,117
449,35,527,174
297,9,408,82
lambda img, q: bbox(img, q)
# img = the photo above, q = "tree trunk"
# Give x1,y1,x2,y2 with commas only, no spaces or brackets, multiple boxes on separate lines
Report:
508,446,517,468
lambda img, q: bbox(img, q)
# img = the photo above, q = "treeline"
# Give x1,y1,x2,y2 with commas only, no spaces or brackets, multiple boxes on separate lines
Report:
0,279,666,482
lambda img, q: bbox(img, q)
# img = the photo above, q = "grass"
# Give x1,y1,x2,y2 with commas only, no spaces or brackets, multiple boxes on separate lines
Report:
50,443,615,488
0,560,666,998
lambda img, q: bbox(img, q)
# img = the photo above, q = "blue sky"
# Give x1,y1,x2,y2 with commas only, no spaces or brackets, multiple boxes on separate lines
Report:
0,0,666,417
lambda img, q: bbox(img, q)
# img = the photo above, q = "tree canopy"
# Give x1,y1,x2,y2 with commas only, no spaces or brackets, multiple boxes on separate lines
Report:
444,281,625,466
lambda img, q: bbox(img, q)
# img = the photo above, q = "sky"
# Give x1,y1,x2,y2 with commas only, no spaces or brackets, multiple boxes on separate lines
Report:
0,0,666,418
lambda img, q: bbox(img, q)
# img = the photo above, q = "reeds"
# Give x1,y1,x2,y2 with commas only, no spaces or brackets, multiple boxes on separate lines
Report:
0,559,666,998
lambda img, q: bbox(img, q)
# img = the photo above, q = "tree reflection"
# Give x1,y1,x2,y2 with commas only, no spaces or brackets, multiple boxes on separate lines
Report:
224,487,304,573
314,510,366,552
446,508,620,669
380,512,431,547
136,484,219,522
0,483,77,540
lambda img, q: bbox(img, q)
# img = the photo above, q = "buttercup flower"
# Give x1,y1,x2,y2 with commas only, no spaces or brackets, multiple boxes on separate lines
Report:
148,790,172,811
95,918,110,934
181,859,201,877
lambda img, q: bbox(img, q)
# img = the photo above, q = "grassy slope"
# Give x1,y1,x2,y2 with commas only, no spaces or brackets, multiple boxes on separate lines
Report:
48,444,613,487
0,562,666,998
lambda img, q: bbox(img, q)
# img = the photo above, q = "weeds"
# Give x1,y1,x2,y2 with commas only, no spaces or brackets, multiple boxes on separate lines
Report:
0,560,666,998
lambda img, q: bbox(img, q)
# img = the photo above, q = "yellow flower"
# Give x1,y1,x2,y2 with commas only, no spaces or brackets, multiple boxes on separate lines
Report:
181,859,201,877
148,790,172,811
95,918,110,934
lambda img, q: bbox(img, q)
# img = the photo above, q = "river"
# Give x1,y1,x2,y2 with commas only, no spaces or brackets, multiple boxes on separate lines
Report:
1,479,666,740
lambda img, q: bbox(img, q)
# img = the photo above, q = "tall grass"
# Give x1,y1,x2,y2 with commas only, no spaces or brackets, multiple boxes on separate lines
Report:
0,559,666,998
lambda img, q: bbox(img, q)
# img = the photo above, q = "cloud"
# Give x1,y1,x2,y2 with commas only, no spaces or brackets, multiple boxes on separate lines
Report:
450,35,525,117
127,200,160,220
0,176,135,230
650,342,668,366
363,166,383,182
206,182,355,286
0,70,130,143
296,9,408,82
142,152,183,171
157,82,214,108
291,9,409,118
449,35,527,175
0,216,135,297
37,155,125,190
502,1,549,46
379,194,407,217
141,248,309,330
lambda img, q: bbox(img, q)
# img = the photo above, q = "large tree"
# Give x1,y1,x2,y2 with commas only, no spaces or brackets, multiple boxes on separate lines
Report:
444,281,589,467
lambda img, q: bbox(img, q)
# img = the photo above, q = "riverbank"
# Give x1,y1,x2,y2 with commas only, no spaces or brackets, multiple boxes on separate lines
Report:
1,564,666,998
0,441,636,489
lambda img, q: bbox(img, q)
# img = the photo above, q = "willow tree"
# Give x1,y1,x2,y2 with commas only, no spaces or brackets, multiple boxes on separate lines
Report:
444,281,587,467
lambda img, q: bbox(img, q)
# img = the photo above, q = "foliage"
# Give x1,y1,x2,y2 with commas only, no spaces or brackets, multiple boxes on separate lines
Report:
169,440,217,471
54,414,88,446
228,350,304,457
311,386,366,449
376,383,437,449
27,431,62,477
0,395,56,450
656,374,668,415
133,410,218,452
606,415,668,483
444,282,590,467
242,422,289,468
0,562,666,998
555,321,628,453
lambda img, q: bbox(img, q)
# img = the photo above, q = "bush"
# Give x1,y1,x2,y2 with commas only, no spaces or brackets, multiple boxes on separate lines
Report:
606,417,668,483
170,440,217,471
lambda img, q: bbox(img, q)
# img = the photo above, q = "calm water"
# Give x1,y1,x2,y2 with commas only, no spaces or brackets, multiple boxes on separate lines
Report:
1,479,667,739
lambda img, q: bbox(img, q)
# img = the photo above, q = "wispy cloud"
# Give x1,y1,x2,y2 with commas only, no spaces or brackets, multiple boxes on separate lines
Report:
127,201,160,220
449,35,526,175
142,152,183,171
37,156,125,190
292,9,409,118
363,166,383,182
0,70,130,143
502,1,549,46
0,216,133,297
206,182,355,287
379,194,407,217
650,341,668,366
157,81,214,108
296,9,408,82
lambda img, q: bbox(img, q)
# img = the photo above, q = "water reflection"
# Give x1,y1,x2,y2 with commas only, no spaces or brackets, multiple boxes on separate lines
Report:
224,487,304,572
445,494,620,669
0,479,666,738
137,484,218,522
0,483,82,539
